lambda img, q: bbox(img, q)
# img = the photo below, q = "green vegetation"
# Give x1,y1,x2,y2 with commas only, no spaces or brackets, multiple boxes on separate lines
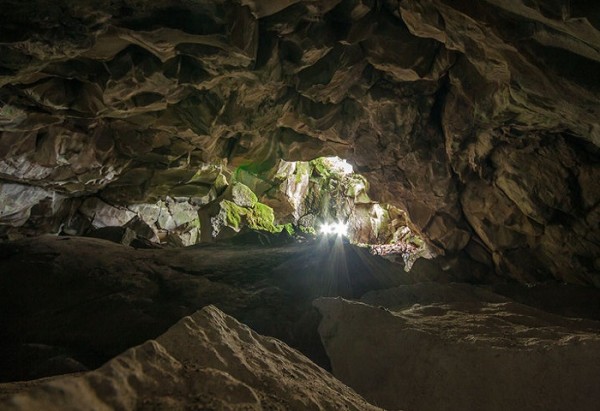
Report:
298,225,316,235
311,157,331,178
207,156,428,268
248,202,279,233
217,197,281,235
220,200,247,230
294,161,311,184
282,223,295,235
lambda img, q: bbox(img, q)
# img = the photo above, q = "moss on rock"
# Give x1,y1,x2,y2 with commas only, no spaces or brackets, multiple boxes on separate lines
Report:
294,161,312,184
311,158,331,178
282,223,295,235
220,200,247,231
211,197,282,237
248,202,279,233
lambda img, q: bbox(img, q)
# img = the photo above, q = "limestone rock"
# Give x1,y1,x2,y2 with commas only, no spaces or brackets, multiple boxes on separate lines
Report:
125,198,202,246
0,306,383,411
79,197,136,228
260,160,312,223
0,183,54,227
230,181,258,207
314,284,600,411
201,182,282,240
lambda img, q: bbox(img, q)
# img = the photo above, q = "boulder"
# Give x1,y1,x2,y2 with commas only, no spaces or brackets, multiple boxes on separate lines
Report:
0,235,411,382
0,306,383,411
314,283,600,411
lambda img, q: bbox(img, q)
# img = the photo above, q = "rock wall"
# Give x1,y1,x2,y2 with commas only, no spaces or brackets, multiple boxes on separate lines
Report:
0,0,598,285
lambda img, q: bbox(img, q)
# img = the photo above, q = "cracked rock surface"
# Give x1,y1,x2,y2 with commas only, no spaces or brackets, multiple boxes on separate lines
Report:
1,236,599,410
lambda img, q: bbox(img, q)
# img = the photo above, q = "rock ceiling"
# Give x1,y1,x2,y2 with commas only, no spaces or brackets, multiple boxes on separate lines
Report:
0,0,599,286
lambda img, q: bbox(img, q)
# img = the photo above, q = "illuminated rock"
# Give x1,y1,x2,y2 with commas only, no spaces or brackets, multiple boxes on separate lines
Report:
0,306,383,411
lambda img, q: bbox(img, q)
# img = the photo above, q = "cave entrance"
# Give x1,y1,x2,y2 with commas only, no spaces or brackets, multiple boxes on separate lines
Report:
231,156,433,270
16,154,432,271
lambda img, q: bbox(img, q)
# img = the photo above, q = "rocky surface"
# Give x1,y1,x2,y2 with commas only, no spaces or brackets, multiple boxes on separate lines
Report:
0,234,419,383
2,236,600,409
0,305,383,411
0,0,598,285
314,283,600,411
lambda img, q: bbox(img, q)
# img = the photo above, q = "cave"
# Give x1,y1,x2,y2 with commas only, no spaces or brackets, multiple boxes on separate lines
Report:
0,0,599,410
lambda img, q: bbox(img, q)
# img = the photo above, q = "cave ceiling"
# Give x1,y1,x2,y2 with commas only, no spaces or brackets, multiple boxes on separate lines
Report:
0,0,599,286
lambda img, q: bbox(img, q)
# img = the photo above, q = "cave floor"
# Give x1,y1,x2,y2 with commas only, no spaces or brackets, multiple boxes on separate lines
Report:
1,235,599,410
0,234,414,382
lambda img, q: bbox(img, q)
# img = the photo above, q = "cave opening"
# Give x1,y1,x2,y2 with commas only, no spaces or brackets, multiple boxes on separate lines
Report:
1,1,600,409
28,154,431,271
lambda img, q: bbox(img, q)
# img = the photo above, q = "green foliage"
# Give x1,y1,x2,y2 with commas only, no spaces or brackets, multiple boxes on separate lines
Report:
294,161,311,184
219,197,281,234
282,223,295,235
310,158,331,178
220,200,247,230
248,202,279,233
298,225,316,235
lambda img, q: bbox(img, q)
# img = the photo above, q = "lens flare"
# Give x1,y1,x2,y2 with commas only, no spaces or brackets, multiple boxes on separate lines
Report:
320,221,348,237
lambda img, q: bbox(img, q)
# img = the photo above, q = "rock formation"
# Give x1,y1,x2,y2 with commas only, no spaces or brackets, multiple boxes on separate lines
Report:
314,283,600,411
0,305,383,411
0,235,415,382
1,235,600,409
1,1,600,409
0,0,598,285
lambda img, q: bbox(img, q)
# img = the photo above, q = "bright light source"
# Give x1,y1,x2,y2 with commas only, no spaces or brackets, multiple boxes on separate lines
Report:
334,222,348,236
322,157,353,175
320,221,348,237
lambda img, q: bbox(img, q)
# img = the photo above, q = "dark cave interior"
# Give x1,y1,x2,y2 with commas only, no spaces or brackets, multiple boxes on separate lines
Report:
0,1,599,410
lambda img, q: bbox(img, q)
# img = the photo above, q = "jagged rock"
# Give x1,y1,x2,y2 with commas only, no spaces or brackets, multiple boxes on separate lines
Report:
314,283,600,411
79,197,136,228
0,0,599,285
0,306,383,411
0,183,55,227
230,181,258,207
200,182,282,241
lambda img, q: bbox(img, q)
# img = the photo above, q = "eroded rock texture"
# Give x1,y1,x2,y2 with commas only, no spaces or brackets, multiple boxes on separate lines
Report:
315,283,600,411
0,0,599,285
0,306,382,411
